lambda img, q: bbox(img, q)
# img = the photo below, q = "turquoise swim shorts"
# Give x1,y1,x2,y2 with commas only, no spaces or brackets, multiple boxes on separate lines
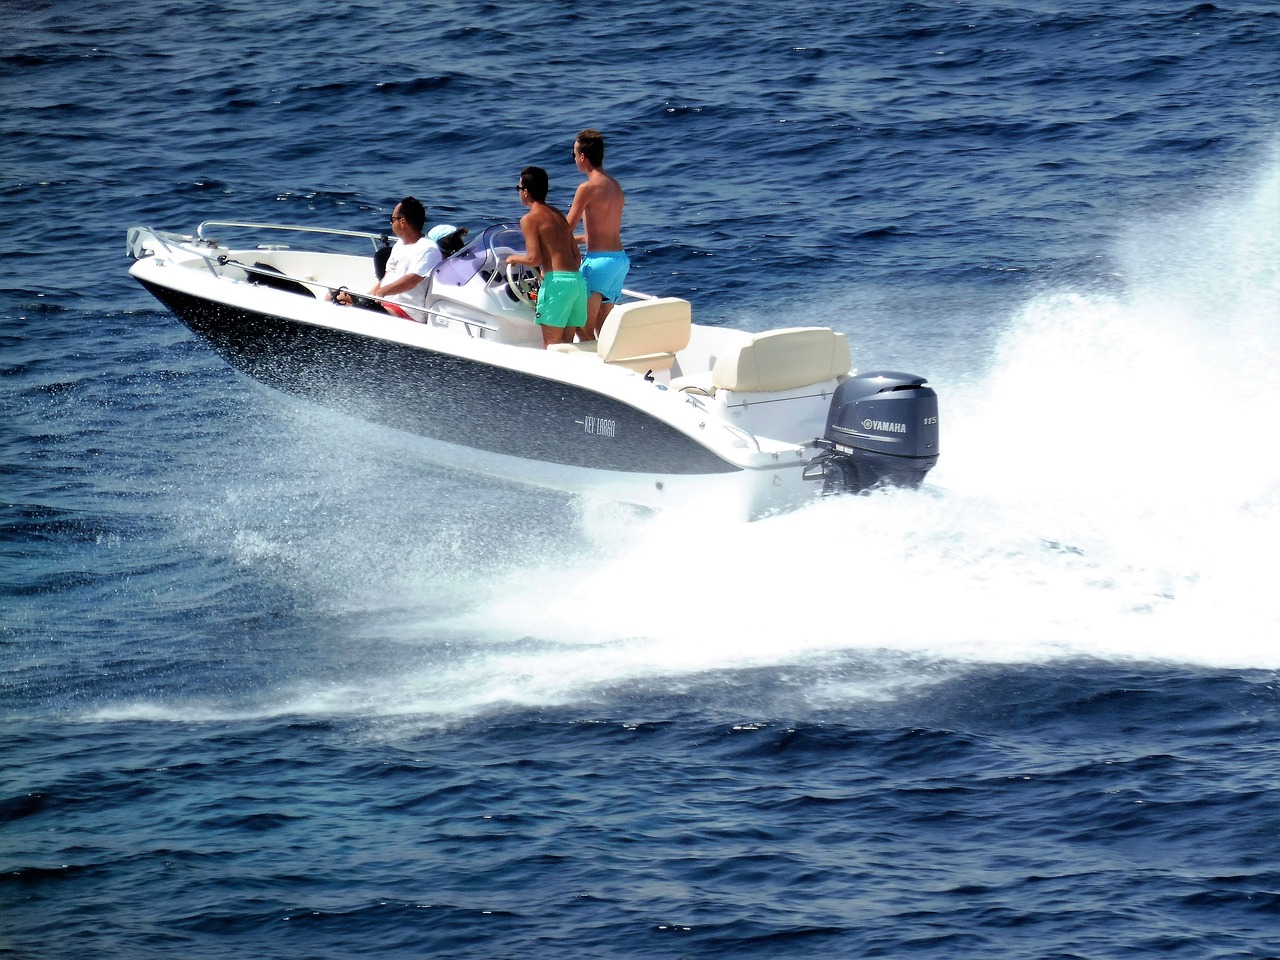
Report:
535,271,588,329
581,250,630,303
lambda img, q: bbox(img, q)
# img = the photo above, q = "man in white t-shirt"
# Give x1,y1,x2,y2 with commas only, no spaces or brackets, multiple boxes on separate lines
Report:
367,196,441,321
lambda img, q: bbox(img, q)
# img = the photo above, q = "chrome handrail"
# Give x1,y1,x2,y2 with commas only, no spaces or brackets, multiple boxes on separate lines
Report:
196,220,387,248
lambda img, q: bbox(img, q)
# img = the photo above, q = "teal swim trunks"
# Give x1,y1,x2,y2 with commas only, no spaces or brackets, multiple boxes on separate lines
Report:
535,271,588,329
581,250,630,303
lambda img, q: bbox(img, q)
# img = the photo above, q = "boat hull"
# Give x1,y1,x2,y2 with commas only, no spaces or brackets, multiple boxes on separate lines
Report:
139,279,741,480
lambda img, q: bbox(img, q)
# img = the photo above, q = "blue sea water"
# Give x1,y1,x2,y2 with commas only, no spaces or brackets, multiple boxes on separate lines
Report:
3,0,1280,957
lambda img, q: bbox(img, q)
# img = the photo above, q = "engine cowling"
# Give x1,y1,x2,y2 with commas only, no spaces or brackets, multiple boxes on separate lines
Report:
804,371,939,494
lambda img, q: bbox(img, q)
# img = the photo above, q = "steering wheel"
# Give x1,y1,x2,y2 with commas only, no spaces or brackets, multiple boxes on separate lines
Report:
505,260,541,306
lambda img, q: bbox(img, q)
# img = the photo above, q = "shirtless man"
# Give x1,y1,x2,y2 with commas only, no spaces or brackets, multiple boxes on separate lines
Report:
565,128,627,341
509,166,586,348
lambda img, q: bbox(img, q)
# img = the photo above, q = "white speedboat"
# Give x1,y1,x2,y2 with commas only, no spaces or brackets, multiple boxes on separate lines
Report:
126,220,939,519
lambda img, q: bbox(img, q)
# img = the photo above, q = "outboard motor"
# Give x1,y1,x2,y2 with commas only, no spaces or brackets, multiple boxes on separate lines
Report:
804,371,939,494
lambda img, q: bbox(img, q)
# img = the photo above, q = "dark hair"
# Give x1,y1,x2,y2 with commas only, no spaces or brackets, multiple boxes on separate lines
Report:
519,166,549,203
397,196,426,231
575,128,605,168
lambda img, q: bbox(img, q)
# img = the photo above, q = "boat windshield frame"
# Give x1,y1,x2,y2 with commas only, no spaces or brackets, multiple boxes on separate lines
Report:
433,223,526,288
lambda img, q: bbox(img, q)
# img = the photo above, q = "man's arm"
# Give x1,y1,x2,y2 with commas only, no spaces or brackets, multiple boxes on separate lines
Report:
372,272,424,297
507,212,543,267
565,182,589,245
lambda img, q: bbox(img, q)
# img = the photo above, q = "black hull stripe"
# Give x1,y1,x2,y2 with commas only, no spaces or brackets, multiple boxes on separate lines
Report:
141,281,739,476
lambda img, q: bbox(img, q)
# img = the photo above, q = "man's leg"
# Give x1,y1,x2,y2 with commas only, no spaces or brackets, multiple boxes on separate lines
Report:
594,298,615,337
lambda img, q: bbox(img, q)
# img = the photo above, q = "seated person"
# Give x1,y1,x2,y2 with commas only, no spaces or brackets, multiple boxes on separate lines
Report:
428,223,469,259
332,196,441,321
368,225,464,284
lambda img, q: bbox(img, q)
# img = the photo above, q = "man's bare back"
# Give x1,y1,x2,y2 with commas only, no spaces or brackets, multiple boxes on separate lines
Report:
513,200,581,274
568,168,625,252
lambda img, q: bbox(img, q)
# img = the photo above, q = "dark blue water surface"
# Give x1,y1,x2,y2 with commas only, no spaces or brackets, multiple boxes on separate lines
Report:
4,1,1280,957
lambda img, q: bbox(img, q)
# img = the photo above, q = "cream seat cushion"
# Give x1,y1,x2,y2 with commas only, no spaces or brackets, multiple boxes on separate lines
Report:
551,297,692,373
712,327,849,392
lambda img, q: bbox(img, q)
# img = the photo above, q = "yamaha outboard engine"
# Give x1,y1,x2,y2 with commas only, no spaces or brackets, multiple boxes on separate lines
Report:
804,371,939,494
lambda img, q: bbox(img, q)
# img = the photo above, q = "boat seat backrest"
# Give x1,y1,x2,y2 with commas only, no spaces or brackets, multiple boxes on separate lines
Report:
712,327,850,393
549,298,692,373
595,297,693,371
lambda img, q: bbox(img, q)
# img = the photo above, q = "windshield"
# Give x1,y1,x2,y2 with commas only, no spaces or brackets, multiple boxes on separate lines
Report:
433,223,525,287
